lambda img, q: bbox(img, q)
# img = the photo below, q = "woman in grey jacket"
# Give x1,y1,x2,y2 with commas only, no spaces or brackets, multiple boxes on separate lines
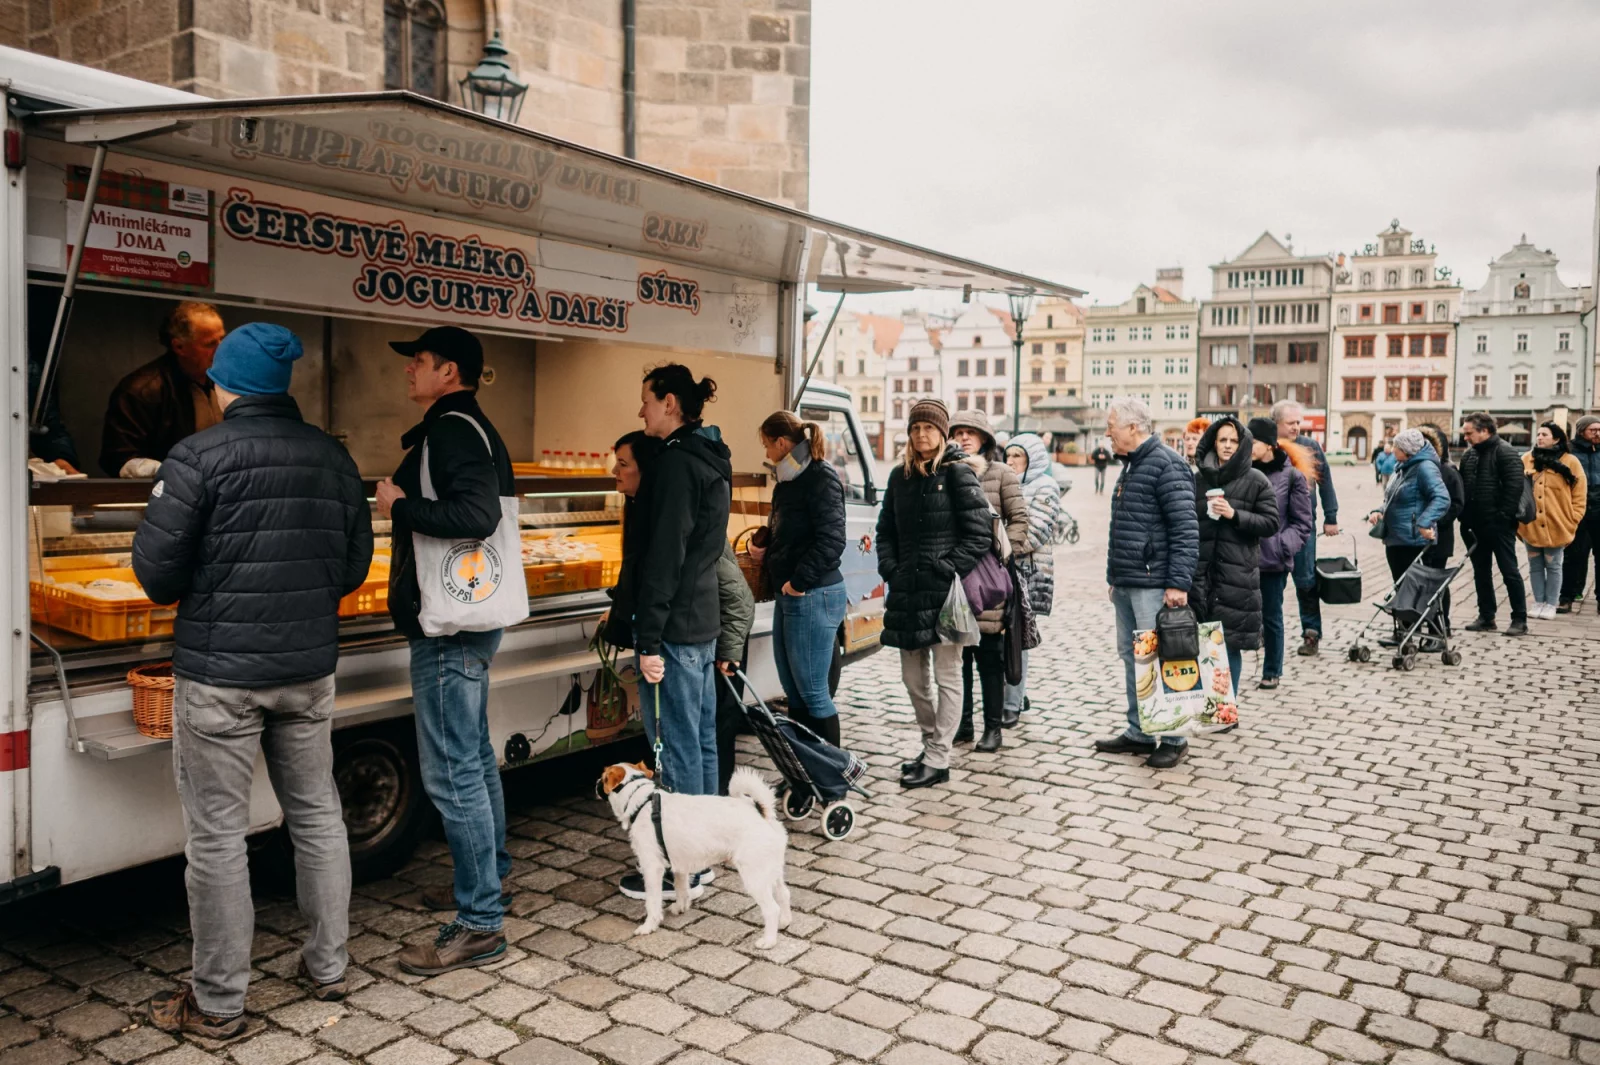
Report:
1002,432,1060,723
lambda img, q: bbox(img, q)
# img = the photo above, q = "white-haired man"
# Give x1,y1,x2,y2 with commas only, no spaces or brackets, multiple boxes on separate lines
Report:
1094,397,1199,769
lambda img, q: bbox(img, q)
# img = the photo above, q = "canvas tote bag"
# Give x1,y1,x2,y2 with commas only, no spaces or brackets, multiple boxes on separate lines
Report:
415,412,530,636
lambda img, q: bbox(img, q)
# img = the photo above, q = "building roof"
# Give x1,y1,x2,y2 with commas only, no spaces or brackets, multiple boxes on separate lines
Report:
855,313,905,355
1151,287,1182,303
986,305,1017,340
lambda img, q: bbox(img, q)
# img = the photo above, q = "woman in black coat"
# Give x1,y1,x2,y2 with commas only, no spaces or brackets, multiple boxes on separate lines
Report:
876,399,991,790
1189,416,1279,688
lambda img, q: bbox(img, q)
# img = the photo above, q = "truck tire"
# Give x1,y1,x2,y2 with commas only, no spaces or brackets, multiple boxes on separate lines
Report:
334,723,432,884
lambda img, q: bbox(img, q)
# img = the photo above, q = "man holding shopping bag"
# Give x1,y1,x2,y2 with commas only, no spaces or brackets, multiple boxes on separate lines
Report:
376,326,526,974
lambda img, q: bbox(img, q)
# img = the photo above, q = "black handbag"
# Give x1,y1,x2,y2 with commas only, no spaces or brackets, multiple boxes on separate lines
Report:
1517,474,1537,524
1002,558,1040,685
1155,604,1199,660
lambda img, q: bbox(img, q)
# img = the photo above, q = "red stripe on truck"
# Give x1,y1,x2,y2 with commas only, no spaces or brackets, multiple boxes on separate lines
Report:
0,731,29,772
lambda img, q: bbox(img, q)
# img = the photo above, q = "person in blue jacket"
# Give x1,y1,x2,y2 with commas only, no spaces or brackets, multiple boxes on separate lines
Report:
1366,428,1450,582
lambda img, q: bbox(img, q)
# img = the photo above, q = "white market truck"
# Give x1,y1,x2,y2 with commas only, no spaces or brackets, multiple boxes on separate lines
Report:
0,46,1082,901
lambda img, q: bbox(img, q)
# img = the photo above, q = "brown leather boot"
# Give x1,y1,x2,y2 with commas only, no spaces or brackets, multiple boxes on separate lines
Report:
398,922,507,976
146,986,247,1041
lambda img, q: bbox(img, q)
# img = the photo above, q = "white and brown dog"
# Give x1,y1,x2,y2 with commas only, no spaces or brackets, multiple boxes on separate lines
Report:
599,762,792,948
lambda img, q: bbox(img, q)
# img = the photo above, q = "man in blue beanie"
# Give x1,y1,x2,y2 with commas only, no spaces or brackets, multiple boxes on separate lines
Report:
132,322,373,1040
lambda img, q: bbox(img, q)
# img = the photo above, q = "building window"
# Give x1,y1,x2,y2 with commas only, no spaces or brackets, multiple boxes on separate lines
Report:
1406,377,1424,402
973,359,986,376
993,394,1005,417
1255,342,1277,364
1166,325,1176,340
1288,342,1318,364
857,359,866,375
1228,271,1239,288
1055,342,1067,354
870,395,879,413
1428,377,1446,403
893,379,903,393
893,399,904,419
1382,305,1400,324
955,392,969,411
1430,334,1447,356
1137,297,1148,314
1031,342,1043,355
974,394,987,412
834,360,844,376
1143,327,1153,340
973,335,983,347
1308,303,1320,324
1386,378,1403,402
1344,377,1374,402
1092,328,1102,343
923,379,932,392
905,379,916,394
1046,315,1054,329
1513,373,1528,397
908,357,918,372
1180,325,1190,339
1208,384,1237,406
1410,302,1424,321
1409,335,1425,357
1209,344,1238,366
1388,336,1404,357
385,0,448,98
957,359,969,377
1359,304,1374,322
1345,336,1375,358
859,396,868,414
1472,374,1488,398
1516,333,1528,352
1254,384,1274,406
1556,372,1572,396
1106,328,1116,342
1292,268,1304,285
992,360,1004,378
1031,365,1043,383
1559,332,1571,351
1140,358,1152,376
1054,363,1067,382
1475,334,1487,354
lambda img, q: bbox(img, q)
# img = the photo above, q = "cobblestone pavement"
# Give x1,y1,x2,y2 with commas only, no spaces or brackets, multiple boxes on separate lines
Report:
3,468,1598,1065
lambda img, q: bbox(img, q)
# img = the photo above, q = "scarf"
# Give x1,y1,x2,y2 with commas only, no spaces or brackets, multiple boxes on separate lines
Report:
770,438,812,483
1533,446,1577,486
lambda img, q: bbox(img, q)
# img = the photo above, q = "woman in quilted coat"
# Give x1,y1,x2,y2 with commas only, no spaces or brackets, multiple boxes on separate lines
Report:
1518,421,1587,619
1248,417,1315,691
876,399,992,789
1002,432,1060,724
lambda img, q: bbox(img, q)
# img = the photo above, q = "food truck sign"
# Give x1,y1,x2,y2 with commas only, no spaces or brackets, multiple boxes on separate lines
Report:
65,167,212,290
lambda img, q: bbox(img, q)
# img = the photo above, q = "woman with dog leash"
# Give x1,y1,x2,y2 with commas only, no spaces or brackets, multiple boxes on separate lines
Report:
617,364,733,903
876,399,993,789
743,411,849,748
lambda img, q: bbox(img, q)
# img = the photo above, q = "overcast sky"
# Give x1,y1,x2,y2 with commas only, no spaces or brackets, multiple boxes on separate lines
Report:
809,0,1600,313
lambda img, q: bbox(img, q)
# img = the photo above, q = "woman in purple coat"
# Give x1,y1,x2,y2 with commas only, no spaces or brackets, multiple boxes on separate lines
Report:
1247,418,1315,691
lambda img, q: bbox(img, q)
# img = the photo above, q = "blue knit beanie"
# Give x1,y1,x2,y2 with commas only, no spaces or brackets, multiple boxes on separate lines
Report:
208,323,304,396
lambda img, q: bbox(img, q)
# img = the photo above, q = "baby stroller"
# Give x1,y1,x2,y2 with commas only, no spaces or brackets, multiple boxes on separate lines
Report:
1346,547,1471,670
1053,481,1081,545
721,670,869,841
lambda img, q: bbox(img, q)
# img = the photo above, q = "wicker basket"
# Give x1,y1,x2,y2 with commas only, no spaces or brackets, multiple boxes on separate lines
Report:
129,662,175,739
733,526,773,602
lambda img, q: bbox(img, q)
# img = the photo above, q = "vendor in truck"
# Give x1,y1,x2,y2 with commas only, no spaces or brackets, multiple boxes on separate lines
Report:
99,301,227,477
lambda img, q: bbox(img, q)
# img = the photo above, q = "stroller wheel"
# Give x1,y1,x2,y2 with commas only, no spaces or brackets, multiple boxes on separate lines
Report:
821,802,855,841
1401,654,1417,671
785,789,815,820
1347,645,1362,662
1390,654,1405,671
1442,650,1462,666
1066,524,1080,545
1353,645,1371,663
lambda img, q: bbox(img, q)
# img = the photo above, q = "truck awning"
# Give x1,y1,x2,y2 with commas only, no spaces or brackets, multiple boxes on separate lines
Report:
28,92,1083,299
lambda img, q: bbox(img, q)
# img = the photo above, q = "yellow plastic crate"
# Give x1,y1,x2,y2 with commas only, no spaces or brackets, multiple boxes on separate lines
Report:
31,568,176,642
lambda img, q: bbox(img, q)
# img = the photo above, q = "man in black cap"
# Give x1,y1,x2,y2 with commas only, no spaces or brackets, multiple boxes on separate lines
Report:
373,326,518,974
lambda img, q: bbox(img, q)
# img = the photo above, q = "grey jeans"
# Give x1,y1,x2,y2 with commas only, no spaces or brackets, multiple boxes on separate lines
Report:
172,674,349,1018
900,644,964,769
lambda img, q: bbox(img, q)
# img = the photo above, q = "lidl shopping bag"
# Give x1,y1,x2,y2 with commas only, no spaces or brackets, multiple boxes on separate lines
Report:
1134,620,1239,737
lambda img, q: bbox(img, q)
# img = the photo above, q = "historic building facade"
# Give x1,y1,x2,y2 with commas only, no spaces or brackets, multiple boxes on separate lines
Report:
1328,222,1462,459
1019,298,1085,420
940,302,1016,425
1083,269,1198,445
1455,238,1593,446
813,311,898,457
5,0,812,207
1196,233,1335,430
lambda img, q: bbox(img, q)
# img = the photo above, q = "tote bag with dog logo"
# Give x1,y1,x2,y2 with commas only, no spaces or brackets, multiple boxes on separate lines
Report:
414,412,530,636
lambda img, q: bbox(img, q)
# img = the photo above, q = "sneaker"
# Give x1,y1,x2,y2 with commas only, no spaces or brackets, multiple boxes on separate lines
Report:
1297,633,1320,656
618,871,706,902
1146,744,1188,770
147,987,247,1041
397,922,507,976
1464,617,1497,632
297,958,347,1002
421,889,513,912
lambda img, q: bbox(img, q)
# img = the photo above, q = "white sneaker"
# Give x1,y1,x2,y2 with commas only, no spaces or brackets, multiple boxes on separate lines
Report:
1539,603,1556,619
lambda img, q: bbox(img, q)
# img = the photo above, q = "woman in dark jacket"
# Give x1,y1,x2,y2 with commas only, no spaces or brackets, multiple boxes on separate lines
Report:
746,410,848,748
1248,418,1315,691
1418,425,1464,630
1190,417,1279,689
877,399,991,790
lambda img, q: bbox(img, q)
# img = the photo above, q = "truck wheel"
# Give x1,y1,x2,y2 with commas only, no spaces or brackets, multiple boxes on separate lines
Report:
335,725,431,884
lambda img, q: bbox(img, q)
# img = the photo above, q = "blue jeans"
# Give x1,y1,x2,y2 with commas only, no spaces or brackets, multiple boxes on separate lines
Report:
640,639,719,796
1261,570,1289,679
1527,545,1565,606
410,630,509,933
772,582,848,719
1003,650,1029,716
1292,534,1321,637
1113,585,1184,749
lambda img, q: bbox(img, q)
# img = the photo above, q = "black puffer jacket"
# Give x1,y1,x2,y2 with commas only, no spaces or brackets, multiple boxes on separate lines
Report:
132,393,373,687
1424,456,1464,567
1459,433,1523,531
876,443,991,650
1106,434,1199,590
765,448,846,593
1188,418,1278,652
388,391,514,641
632,424,734,655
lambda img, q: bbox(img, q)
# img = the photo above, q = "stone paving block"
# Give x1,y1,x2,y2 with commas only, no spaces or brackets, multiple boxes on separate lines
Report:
979,997,1059,1037
94,1027,175,1064
520,1001,610,1044
51,1001,130,1041
364,1036,459,1065
578,1024,680,1065
406,1001,479,1037
970,1031,1063,1065
316,1014,405,1056
725,1032,834,1065
897,1011,985,1052
675,1015,748,1053
1051,988,1171,1038
440,1020,517,1058
880,1043,967,1065
1167,1016,1247,1056
832,990,914,1030
229,1032,316,1065
1243,1035,1328,1065
1442,1032,1518,1065
788,1012,892,1059
498,1037,596,1065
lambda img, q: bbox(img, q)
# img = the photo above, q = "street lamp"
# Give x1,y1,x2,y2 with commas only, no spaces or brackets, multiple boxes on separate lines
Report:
459,33,528,124
1007,290,1036,434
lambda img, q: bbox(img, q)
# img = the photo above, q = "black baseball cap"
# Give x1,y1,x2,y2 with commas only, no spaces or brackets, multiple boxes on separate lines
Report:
390,326,483,384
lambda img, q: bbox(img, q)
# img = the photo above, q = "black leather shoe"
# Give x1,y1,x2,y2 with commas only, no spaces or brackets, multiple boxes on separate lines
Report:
1146,744,1188,769
900,763,949,790
975,727,1002,752
1505,620,1528,636
1464,617,1497,632
1000,710,1020,729
1557,600,1573,614
1094,734,1157,755
952,723,974,744
900,752,925,774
